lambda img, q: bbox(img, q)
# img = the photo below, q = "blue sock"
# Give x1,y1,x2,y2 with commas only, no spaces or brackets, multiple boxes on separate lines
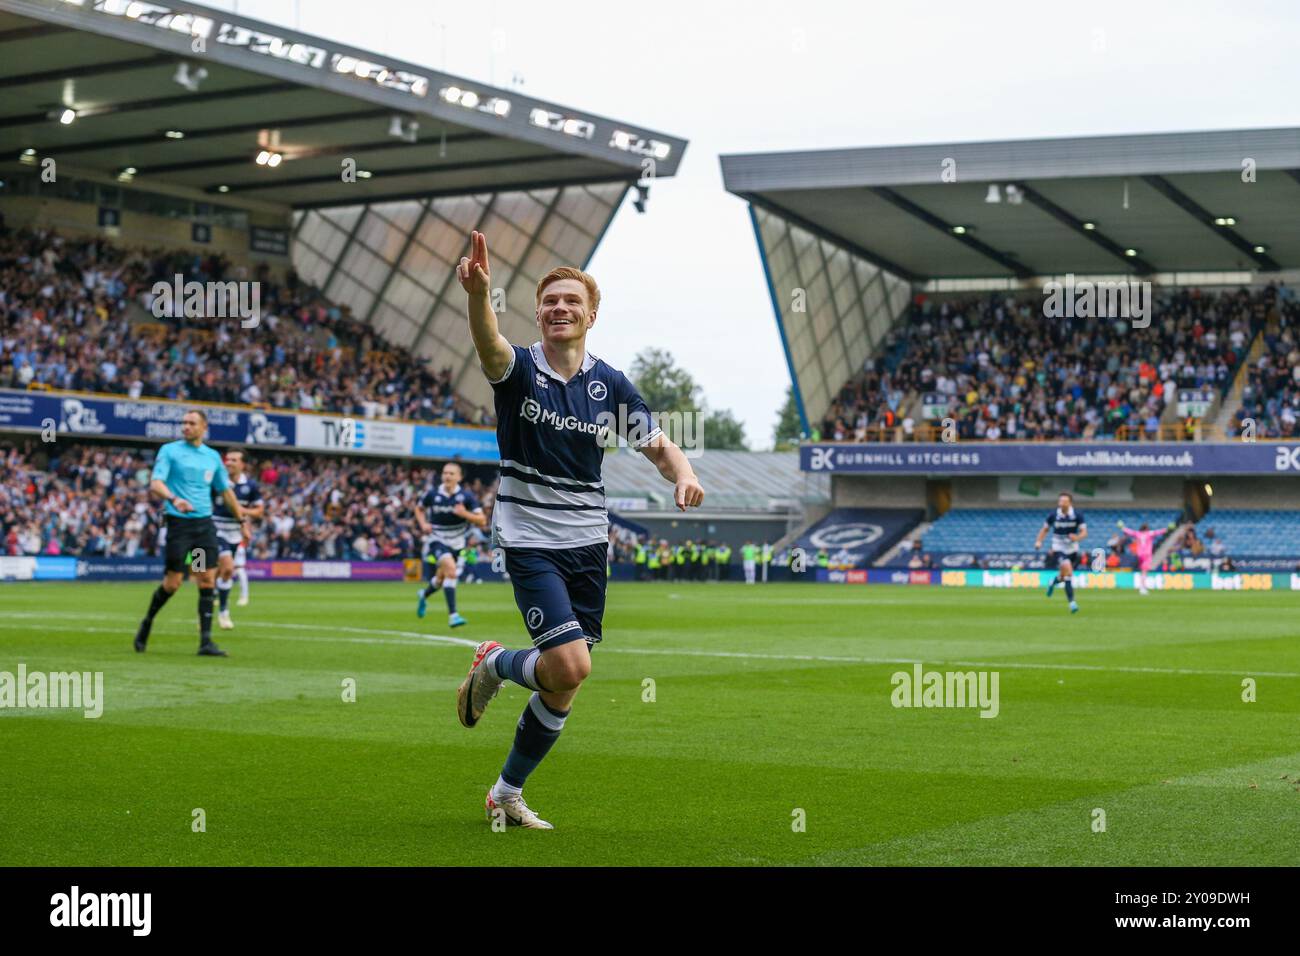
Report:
443,579,457,614
1063,580,1075,601
491,647,544,691
500,694,568,788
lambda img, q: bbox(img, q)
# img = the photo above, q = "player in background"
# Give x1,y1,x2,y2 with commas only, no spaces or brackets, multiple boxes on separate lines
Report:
452,230,704,829
415,461,486,628
1118,519,1172,595
1034,491,1086,614
134,409,244,656
213,448,264,628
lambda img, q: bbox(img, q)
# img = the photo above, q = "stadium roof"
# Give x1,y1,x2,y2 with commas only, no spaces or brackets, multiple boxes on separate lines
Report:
721,128,1300,433
0,0,686,208
721,128,1300,279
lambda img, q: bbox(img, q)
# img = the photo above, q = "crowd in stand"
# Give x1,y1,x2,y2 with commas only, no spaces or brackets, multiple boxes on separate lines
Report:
817,285,1286,441
1230,285,1299,438
0,226,492,425
0,439,496,561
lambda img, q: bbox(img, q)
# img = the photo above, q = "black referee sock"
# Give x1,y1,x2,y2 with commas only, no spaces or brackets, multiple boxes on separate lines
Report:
198,588,215,643
145,585,174,621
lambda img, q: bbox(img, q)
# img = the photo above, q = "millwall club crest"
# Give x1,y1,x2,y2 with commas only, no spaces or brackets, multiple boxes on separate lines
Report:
587,380,607,401
526,606,544,629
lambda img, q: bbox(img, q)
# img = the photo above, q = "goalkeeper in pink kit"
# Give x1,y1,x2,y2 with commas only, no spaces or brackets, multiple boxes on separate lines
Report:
1118,520,1172,595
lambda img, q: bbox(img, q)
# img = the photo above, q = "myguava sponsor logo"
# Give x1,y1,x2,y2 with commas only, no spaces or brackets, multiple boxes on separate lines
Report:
891,662,999,718
49,886,150,936
58,398,107,434
519,401,608,440
0,665,103,718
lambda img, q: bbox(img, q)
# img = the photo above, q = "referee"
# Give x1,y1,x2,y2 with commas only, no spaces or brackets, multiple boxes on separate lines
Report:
133,409,244,657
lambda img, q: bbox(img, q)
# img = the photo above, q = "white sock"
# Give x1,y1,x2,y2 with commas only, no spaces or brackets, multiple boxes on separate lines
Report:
236,568,248,599
491,776,522,801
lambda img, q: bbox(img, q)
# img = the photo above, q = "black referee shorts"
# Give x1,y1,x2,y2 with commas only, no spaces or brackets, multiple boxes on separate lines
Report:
164,514,221,574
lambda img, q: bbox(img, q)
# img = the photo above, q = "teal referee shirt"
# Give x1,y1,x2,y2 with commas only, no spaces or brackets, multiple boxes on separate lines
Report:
151,440,230,519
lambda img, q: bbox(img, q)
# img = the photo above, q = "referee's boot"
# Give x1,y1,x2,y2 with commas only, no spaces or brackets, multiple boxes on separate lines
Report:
133,618,152,653
198,640,228,657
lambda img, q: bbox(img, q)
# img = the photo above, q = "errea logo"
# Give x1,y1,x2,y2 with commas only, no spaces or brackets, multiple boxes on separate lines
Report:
1275,447,1300,471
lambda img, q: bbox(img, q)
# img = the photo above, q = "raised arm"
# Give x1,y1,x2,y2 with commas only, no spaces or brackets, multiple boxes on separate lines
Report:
457,230,514,381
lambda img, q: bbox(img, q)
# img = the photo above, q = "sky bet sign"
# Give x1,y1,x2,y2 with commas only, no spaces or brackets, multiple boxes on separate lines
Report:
802,442,1300,475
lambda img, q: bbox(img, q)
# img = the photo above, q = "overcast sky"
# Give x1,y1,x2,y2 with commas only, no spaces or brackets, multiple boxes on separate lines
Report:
223,0,1300,448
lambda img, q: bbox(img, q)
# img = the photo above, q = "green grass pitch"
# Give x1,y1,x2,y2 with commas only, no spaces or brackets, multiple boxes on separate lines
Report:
2,580,1297,866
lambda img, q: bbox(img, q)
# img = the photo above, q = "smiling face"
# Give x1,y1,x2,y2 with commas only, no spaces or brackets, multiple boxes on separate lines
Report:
1057,493,1072,512
536,278,595,345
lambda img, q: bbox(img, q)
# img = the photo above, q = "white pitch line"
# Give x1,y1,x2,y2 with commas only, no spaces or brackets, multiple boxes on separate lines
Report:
2,614,1295,679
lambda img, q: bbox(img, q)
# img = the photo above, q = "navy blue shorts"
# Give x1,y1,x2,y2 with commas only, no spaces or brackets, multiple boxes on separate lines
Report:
423,539,458,568
1047,549,1079,570
505,543,608,650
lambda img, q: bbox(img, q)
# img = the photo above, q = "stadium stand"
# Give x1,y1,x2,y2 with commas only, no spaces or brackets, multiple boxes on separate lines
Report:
904,507,1185,570
816,285,1281,442
1229,286,1299,438
0,438,495,561
1188,511,1300,560
0,227,491,425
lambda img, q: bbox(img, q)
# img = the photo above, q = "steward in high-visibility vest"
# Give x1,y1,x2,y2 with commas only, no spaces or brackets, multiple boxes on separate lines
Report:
716,543,732,581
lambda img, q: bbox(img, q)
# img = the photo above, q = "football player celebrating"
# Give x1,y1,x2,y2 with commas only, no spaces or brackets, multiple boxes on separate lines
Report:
453,230,704,829
414,461,485,628
1118,519,1172,596
1035,491,1086,613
